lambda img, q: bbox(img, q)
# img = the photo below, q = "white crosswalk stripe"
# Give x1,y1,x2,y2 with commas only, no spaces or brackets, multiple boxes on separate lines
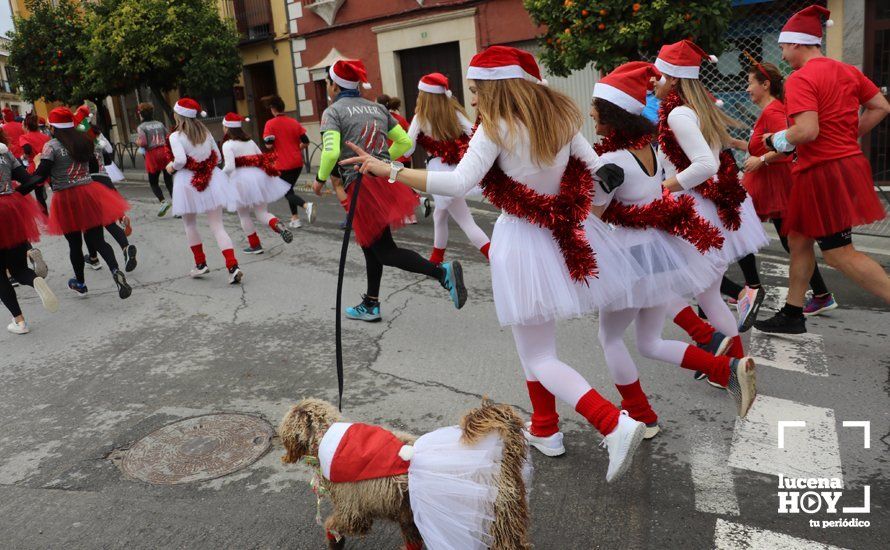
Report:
748,330,829,376
690,429,740,516
714,519,850,549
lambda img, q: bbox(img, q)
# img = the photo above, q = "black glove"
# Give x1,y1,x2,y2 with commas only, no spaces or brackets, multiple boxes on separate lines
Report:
596,163,624,194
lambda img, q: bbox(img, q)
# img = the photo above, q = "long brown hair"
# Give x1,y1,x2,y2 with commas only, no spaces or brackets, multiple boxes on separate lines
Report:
174,113,210,146
415,91,469,141
474,78,581,165
53,127,95,162
748,62,784,101
677,78,743,148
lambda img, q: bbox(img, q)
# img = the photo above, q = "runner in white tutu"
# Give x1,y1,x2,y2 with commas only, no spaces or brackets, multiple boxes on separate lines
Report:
166,98,243,284
342,45,649,482
653,40,769,367
405,73,491,264
220,113,293,255
590,62,758,430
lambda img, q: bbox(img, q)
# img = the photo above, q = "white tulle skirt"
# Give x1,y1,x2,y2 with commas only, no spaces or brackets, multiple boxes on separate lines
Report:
686,190,769,265
104,162,125,183
226,166,291,210
172,167,235,215
489,213,643,326
408,426,532,550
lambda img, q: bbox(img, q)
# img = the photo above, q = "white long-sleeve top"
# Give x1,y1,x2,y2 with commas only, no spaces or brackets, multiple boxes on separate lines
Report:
169,131,221,171
426,122,602,199
658,106,719,190
221,138,263,174
405,111,474,157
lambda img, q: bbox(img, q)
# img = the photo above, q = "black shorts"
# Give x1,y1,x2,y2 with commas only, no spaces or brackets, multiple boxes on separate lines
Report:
816,228,852,251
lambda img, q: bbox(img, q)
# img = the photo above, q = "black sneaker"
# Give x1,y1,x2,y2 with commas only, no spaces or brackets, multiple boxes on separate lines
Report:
123,245,138,272
242,245,264,255
113,269,132,299
228,265,243,284
697,331,731,356
423,196,432,218
275,221,294,244
9,276,18,287
84,254,102,270
754,310,806,334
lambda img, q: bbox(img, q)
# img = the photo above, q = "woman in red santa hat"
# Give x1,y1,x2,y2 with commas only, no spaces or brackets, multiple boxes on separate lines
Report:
591,62,757,431
313,59,467,322
221,112,293,254
650,40,769,378
342,46,650,482
406,73,491,264
165,98,243,284
15,107,132,299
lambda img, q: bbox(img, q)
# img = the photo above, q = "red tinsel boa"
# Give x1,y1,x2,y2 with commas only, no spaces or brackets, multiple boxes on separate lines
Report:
480,156,598,282
185,151,218,192
416,132,470,166
593,133,654,156
658,91,746,231
235,152,280,177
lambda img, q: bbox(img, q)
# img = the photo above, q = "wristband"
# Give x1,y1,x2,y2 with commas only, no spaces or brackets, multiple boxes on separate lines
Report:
770,130,795,153
315,177,326,185
760,155,768,166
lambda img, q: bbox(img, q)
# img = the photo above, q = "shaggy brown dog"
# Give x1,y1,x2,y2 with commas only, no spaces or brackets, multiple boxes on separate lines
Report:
279,398,531,550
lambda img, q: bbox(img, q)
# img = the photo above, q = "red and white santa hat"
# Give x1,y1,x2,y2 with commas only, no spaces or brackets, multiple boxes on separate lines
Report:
330,59,372,90
222,112,250,128
418,73,453,98
174,97,207,119
655,40,718,80
48,107,75,129
593,62,662,115
73,105,92,126
779,5,833,45
466,45,547,85
318,422,412,483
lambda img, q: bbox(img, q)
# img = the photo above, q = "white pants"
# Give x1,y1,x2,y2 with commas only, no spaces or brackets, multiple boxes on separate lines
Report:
432,195,490,250
181,208,234,252
665,276,739,338
511,321,593,408
236,204,277,237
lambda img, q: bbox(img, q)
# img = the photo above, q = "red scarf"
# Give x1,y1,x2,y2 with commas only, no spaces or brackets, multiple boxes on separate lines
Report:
416,132,470,166
185,151,218,192
235,152,280,177
658,91,746,231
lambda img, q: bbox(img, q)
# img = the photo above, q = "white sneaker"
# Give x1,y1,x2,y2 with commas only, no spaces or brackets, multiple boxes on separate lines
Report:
28,248,48,278
228,266,243,285
7,319,29,335
602,411,645,483
190,264,210,278
523,422,566,457
32,277,59,313
288,218,303,229
304,203,316,224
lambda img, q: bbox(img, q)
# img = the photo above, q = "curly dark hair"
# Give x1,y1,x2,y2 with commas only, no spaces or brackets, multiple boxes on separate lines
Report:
593,98,656,142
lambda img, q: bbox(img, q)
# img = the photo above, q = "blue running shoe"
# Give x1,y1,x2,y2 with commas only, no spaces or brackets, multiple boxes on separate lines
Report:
345,295,381,322
693,330,730,381
440,261,467,309
68,278,88,296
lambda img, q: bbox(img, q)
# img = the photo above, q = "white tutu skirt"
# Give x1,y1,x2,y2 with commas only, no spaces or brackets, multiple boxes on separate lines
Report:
408,426,532,550
226,166,290,210
172,167,235,215
489,214,643,326
104,162,125,183
687,191,769,265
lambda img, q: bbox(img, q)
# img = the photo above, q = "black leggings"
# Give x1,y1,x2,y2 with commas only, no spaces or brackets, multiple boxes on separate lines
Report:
721,254,761,298
33,186,49,214
773,218,830,296
148,170,174,202
280,168,306,215
87,223,128,258
362,227,443,298
65,227,119,282
0,244,37,317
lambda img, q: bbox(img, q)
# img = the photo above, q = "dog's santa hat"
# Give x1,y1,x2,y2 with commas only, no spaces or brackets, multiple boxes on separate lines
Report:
222,112,250,128
318,423,413,482
655,39,718,80
594,61,662,115
779,5,833,45
418,73,453,98
174,97,207,119
466,45,547,85
330,59,372,90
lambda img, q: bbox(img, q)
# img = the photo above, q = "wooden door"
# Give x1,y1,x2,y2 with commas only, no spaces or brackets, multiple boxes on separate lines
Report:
245,61,277,136
864,0,890,185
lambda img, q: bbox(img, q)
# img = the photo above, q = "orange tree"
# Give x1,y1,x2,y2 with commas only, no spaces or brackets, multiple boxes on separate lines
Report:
523,0,733,75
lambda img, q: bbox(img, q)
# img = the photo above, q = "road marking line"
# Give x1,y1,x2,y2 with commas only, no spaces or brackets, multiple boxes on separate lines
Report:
748,329,828,377
714,519,849,549
760,260,790,280
728,395,842,482
690,430,740,516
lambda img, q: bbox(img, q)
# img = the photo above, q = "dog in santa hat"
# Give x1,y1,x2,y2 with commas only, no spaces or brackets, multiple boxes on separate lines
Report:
279,398,532,550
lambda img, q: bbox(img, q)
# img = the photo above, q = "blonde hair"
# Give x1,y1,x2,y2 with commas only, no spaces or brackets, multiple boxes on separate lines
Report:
475,79,581,166
173,113,210,146
415,91,469,141
677,78,743,148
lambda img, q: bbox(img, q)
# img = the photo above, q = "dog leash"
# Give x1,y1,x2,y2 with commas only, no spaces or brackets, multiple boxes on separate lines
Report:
335,174,362,412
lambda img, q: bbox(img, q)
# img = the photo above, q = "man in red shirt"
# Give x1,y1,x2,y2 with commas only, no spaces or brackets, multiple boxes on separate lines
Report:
2,108,25,159
263,95,314,228
756,5,890,334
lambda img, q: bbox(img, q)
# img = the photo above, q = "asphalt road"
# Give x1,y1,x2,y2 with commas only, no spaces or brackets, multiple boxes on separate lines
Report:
1,184,888,549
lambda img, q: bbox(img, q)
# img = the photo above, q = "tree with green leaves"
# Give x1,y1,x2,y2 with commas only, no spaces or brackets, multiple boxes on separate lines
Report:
523,0,733,75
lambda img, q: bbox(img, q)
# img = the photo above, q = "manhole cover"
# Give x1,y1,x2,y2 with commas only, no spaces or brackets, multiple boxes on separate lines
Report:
119,413,274,485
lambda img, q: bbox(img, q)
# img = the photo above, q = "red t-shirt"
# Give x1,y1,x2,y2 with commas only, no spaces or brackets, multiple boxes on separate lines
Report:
263,115,306,171
3,122,25,158
19,131,51,174
784,57,880,173
748,99,791,163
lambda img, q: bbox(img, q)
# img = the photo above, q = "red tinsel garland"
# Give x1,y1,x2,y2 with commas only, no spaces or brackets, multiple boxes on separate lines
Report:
416,132,470,166
593,133,654,156
185,151,218,192
480,156,598,282
658,91,747,231
235,152,280,177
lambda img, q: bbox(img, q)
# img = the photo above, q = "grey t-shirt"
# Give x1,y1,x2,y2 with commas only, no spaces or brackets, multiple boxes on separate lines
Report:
41,139,93,191
0,151,22,195
320,96,397,184
137,120,169,150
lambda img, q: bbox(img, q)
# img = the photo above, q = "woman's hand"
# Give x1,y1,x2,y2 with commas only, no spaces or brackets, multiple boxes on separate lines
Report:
727,138,748,152
338,142,390,178
165,162,175,174
743,155,764,173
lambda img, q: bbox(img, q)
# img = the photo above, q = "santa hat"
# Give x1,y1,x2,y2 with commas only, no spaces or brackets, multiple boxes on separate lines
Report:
779,5,833,45
418,73,453,98
330,60,372,90
655,40,718,80
593,62,662,115
466,45,548,85
48,107,75,129
38,117,46,126
222,112,250,128
318,423,412,483
73,105,92,126
174,98,207,118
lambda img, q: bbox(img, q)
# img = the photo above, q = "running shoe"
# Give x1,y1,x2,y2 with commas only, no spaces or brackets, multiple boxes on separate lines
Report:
84,254,102,270
158,200,172,217
242,245,264,255
7,319,29,335
694,331,730,381
346,296,382,322
736,285,766,333
33,277,58,313
288,218,303,229
27,248,48,278
190,264,210,278
642,423,660,440
121,216,132,237
440,261,467,310
112,269,132,299
754,310,806,334
726,357,757,418
602,411,645,483
304,203,317,224
228,265,243,284
68,278,88,296
423,196,432,218
9,276,18,287
275,221,294,244
804,293,838,317
123,245,137,272
523,422,566,457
